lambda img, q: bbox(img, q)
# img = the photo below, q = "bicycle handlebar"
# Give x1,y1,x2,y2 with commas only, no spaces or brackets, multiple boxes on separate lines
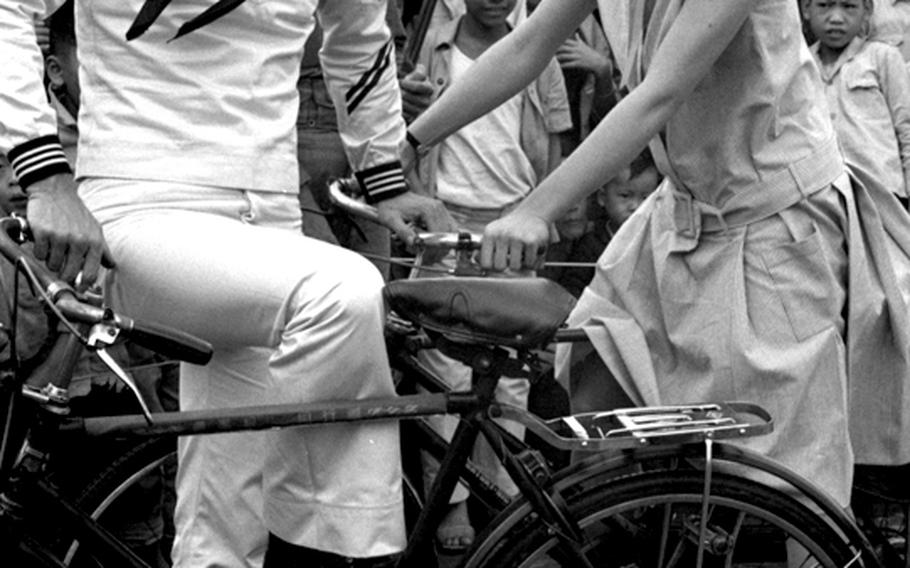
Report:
328,176,380,223
328,176,483,254
328,176,598,278
0,217,213,366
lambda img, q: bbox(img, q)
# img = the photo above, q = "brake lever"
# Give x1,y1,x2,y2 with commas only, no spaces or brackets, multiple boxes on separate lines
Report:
87,322,154,425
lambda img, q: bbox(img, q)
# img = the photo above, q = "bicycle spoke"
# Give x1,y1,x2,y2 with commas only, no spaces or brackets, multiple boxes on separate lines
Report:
465,471,855,568
724,511,746,568
658,502,673,568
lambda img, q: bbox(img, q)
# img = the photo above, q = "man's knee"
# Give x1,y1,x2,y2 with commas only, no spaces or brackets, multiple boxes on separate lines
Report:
330,252,386,316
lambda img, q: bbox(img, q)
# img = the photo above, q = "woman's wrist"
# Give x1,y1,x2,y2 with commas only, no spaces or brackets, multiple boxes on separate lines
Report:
401,129,430,173
405,130,422,152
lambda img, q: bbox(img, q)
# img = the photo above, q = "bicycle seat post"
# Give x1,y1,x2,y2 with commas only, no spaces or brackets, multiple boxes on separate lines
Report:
435,337,513,405
398,341,513,565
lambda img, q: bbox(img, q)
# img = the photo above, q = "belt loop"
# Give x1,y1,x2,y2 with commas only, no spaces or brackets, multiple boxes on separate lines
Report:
788,162,809,198
672,190,700,240
787,136,842,199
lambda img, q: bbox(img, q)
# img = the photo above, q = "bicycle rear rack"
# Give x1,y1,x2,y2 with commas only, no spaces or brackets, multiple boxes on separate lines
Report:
498,402,773,452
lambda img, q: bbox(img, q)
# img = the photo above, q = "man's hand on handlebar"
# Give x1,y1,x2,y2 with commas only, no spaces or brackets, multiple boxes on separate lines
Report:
26,173,114,289
377,191,457,245
480,211,552,272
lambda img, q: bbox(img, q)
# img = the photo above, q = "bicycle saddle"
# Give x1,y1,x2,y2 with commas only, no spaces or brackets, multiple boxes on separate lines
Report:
383,277,576,348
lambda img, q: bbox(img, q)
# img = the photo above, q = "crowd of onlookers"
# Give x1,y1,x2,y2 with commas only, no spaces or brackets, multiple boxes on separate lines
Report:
3,0,910,562
14,0,910,310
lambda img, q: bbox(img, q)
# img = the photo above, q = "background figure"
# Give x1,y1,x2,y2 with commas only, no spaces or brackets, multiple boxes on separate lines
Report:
44,2,78,163
803,0,910,535
295,26,345,246
804,0,910,208
0,151,176,567
531,0,620,158
542,196,594,293
295,0,410,280
0,156,55,371
407,0,527,32
410,0,570,553
541,148,659,298
870,0,910,64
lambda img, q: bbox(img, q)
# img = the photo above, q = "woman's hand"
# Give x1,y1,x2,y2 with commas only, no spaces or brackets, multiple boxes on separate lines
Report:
480,211,552,272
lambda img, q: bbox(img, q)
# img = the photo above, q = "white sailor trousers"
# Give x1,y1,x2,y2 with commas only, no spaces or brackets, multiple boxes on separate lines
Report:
80,178,405,567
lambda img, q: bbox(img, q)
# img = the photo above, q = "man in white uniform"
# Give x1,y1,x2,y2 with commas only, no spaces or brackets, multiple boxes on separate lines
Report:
0,1,454,566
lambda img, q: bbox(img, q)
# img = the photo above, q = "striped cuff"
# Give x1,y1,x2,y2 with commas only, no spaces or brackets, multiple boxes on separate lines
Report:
356,162,409,204
7,135,72,191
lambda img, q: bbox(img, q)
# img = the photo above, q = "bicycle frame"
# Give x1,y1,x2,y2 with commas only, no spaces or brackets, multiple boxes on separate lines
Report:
2,327,882,568
0,213,883,568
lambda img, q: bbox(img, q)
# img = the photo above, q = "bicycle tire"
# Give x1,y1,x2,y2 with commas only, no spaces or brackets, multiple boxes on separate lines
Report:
49,435,430,568
463,468,861,568
55,435,177,567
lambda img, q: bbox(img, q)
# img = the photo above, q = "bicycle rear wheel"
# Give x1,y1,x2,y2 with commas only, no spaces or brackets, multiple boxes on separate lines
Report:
464,469,862,568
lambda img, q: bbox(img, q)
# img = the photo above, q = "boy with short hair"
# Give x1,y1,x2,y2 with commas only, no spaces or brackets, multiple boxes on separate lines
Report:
804,0,910,206
540,148,660,298
414,0,570,225
411,0,571,552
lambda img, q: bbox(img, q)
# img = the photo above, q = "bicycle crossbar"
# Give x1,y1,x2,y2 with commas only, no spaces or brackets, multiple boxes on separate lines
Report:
61,392,478,438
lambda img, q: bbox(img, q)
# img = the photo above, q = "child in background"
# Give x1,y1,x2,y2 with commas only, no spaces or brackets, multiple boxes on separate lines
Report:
542,198,593,288
414,0,569,228
411,0,571,553
804,0,910,538
527,0,619,157
0,156,54,369
804,0,910,206
596,147,661,235
44,2,79,163
0,153,174,566
869,0,910,63
0,7,179,563
541,148,659,298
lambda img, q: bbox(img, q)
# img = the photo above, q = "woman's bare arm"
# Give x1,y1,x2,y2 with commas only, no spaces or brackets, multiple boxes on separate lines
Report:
482,0,754,270
407,0,595,149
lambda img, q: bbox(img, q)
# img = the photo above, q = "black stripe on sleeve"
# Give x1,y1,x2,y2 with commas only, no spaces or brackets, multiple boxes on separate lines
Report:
345,40,393,115
7,135,72,191
356,161,408,204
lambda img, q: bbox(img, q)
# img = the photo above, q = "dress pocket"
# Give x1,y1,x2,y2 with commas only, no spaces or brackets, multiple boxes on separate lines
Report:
759,226,840,341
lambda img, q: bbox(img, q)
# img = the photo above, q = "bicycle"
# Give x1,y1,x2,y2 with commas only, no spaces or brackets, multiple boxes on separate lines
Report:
0,209,880,567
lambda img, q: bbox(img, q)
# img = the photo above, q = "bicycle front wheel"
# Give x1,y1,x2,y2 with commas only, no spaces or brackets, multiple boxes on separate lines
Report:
465,469,861,568
53,435,177,567
51,435,429,568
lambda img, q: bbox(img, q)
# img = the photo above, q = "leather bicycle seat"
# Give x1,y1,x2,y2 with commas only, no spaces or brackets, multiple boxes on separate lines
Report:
383,277,576,349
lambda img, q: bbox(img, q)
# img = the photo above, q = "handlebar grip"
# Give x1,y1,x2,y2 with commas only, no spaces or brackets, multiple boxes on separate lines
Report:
0,216,214,365
0,216,29,242
122,318,213,366
327,177,380,223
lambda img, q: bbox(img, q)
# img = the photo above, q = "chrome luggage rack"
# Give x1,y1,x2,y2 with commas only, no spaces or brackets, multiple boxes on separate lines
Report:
499,402,773,452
